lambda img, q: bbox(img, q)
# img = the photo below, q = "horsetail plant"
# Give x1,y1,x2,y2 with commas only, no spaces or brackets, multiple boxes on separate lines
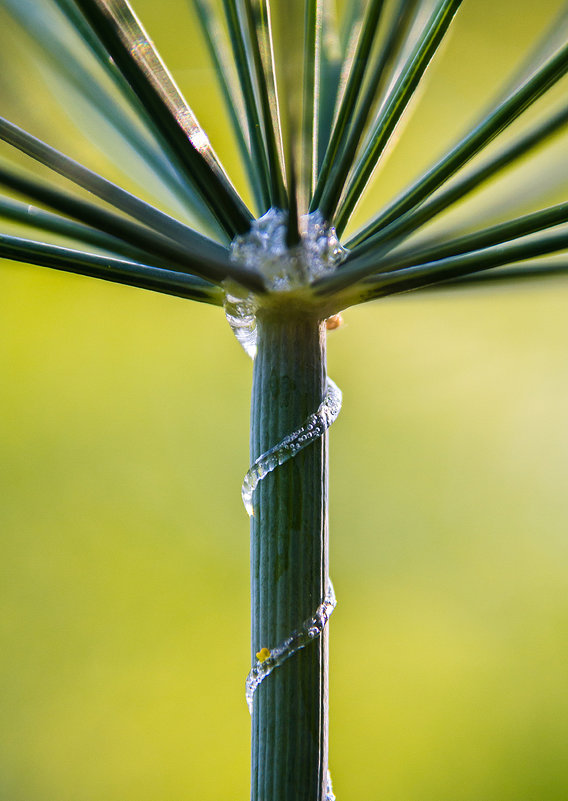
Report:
1,0,567,798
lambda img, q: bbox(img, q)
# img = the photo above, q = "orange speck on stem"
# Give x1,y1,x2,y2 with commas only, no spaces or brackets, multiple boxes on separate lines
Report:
256,647,271,662
325,314,343,330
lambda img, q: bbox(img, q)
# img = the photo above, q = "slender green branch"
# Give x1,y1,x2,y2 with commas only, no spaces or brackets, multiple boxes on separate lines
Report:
53,0,118,73
301,0,321,209
334,229,568,304
0,118,266,289
0,118,218,251
347,103,568,253
0,233,224,305
4,0,206,218
52,0,224,230
195,0,269,213
0,164,249,284
284,127,300,246
310,0,386,211
242,0,288,208
338,0,364,54
71,0,253,236
349,41,568,245
412,260,568,292
0,194,150,260
357,202,568,276
331,0,463,232
312,0,420,216
219,0,273,212
272,0,304,228
327,3,364,144
316,0,341,171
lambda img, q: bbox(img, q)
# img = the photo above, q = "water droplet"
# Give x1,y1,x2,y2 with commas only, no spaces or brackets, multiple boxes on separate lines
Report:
325,771,336,801
223,288,258,358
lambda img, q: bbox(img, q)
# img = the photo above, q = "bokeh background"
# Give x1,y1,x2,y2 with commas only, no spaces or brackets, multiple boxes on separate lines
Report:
1,1,568,799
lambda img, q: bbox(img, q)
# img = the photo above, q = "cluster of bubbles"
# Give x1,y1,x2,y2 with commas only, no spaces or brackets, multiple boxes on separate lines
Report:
242,378,342,515
244,580,337,713
230,207,347,292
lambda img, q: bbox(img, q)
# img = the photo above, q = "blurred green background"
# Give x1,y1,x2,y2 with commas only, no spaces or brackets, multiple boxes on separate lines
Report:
1,1,568,799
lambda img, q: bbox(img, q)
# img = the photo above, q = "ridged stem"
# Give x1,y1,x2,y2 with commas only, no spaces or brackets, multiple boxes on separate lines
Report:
250,310,329,801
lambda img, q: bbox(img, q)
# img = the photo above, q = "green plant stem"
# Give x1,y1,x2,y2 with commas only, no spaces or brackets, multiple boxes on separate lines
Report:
250,310,329,801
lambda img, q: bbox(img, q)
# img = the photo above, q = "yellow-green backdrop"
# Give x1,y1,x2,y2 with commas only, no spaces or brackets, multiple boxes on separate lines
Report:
1,1,568,799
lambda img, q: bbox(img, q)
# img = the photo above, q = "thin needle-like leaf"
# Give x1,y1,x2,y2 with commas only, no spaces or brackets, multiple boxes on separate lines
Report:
310,0,386,211
242,0,288,208
376,1,440,93
413,260,568,292
348,103,568,253
360,0,425,121
284,138,300,247
349,41,568,245
317,0,342,171
329,0,463,232
0,194,151,259
328,3,364,139
70,0,253,236
312,0,420,212
301,0,321,209
219,0,272,211
54,0,116,71
51,0,223,230
0,118,259,284
3,0,204,217
272,0,321,217
0,233,224,305
192,0,265,213
332,229,568,305
359,202,568,275
272,0,303,226
316,203,568,294
0,163,258,285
